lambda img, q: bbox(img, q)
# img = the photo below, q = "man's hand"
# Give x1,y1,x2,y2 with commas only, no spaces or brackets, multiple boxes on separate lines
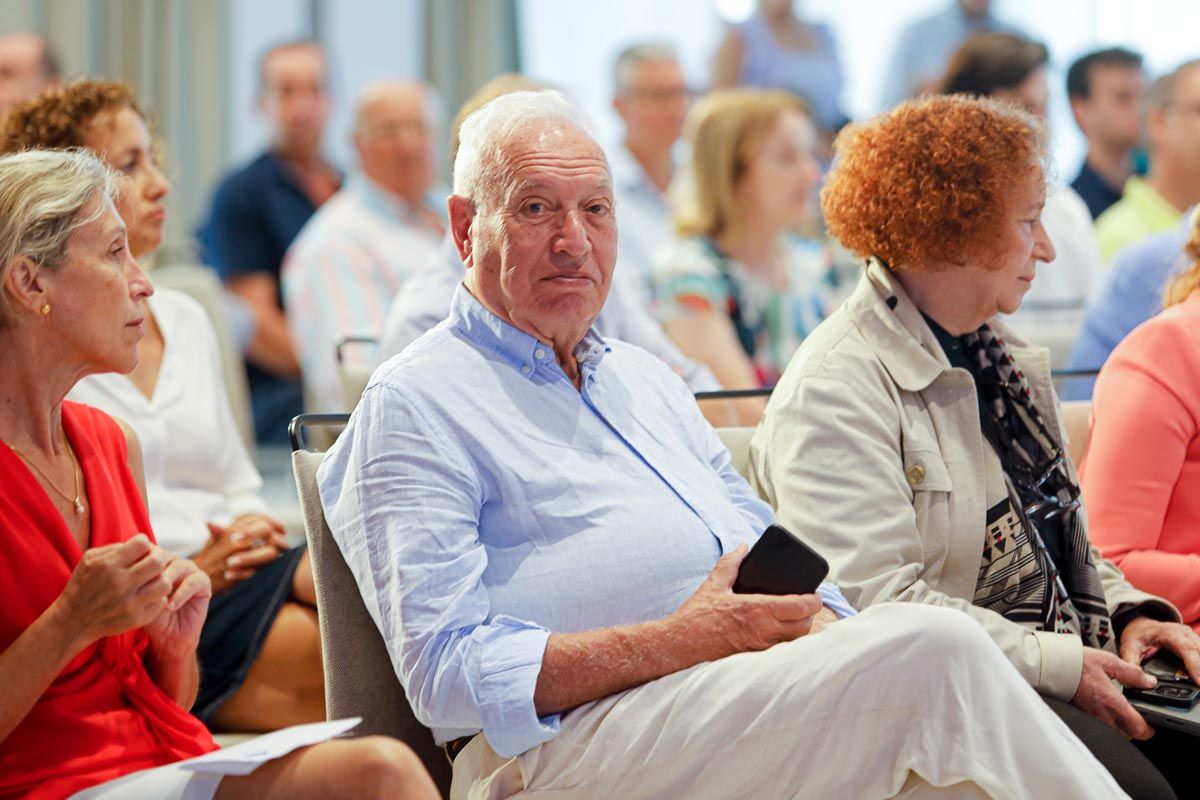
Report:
534,545,825,718
1120,616,1200,683
809,606,839,635
667,545,824,664
1071,647,1156,740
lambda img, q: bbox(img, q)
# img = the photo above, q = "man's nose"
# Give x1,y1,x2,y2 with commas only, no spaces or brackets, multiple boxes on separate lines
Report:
553,209,592,259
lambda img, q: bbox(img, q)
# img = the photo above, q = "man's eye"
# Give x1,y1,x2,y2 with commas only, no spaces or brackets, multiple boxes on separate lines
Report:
525,202,545,214
587,204,609,215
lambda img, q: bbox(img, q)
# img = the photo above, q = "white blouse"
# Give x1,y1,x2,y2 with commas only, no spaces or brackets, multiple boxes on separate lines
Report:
69,288,268,555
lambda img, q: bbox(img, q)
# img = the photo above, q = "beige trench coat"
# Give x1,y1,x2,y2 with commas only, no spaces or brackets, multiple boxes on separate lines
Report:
750,259,1177,701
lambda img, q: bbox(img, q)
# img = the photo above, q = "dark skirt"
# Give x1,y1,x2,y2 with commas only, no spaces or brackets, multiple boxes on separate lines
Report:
193,545,307,724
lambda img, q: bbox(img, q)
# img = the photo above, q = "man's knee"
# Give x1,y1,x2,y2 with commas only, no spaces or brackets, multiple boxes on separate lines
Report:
344,736,435,799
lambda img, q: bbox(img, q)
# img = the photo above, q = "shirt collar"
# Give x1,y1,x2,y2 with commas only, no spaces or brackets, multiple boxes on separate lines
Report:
1122,176,1185,227
349,174,441,225
447,283,611,383
609,142,669,205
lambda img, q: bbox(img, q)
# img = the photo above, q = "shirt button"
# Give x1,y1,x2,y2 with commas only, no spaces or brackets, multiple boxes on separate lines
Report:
534,349,545,359
906,464,926,486
521,365,531,374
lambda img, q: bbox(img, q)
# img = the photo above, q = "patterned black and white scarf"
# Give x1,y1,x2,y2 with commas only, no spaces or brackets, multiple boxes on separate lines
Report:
963,325,1115,651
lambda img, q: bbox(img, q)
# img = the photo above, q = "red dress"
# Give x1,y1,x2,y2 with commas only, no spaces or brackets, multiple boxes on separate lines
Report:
0,402,217,800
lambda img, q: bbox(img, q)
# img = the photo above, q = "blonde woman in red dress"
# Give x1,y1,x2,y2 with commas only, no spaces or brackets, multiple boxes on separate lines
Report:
0,149,437,799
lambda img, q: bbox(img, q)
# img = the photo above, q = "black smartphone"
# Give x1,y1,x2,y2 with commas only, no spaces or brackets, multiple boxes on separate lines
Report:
732,524,829,596
1125,653,1200,709
1126,683,1200,709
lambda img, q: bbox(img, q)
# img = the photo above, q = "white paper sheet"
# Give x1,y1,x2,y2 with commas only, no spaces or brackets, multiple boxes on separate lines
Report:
177,717,363,776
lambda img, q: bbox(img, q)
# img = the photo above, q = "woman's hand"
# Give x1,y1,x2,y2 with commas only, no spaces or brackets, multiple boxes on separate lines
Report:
1120,616,1200,681
192,515,287,594
53,534,176,649
1071,647,1156,740
142,551,211,659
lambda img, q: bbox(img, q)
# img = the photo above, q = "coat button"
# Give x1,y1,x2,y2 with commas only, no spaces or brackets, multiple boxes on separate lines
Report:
906,464,926,486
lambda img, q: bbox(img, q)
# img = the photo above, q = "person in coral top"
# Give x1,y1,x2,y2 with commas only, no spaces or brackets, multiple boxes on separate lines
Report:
0,149,437,799
1084,214,1200,631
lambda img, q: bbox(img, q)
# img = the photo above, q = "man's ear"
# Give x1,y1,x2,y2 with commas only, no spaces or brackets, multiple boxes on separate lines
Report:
448,195,477,268
612,94,629,123
4,255,49,318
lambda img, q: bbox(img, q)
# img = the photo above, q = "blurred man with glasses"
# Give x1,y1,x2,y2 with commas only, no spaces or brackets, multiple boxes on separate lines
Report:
610,43,690,307
283,80,444,412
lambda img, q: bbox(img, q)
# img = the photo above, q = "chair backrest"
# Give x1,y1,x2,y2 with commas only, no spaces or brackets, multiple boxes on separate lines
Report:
291,446,453,795
717,427,756,481
339,363,373,412
1059,400,1093,470
335,336,379,412
153,264,254,449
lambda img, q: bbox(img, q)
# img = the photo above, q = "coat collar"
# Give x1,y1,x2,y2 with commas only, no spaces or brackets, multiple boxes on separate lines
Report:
845,257,1044,392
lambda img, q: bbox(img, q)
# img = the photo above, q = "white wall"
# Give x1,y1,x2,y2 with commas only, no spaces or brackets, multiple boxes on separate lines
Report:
518,0,1200,183
224,0,425,172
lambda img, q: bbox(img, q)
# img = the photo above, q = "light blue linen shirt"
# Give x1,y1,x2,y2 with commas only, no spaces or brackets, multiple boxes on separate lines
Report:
319,285,853,758
1062,211,1193,399
610,142,673,307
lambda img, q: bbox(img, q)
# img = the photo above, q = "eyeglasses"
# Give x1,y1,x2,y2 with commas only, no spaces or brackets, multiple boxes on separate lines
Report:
1018,452,1081,523
625,86,693,105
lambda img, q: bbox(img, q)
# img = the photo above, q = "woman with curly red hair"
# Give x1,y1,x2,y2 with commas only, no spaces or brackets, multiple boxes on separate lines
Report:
749,94,1196,799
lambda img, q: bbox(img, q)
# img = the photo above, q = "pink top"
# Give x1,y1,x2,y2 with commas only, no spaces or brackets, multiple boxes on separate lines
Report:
1082,291,1200,629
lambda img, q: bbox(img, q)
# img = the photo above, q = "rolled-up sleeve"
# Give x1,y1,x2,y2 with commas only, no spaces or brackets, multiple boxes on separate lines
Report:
318,382,560,756
816,582,857,618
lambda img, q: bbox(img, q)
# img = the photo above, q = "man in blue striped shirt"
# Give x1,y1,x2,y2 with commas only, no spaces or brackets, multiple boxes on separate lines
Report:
318,90,1129,799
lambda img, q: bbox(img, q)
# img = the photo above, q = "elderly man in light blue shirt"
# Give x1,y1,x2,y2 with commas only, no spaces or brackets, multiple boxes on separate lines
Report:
319,90,1130,799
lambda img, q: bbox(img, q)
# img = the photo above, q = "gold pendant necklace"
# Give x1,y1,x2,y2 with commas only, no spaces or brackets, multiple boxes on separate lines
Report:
8,440,86,516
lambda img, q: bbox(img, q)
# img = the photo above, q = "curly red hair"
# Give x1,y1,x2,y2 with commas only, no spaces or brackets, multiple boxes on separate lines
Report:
0,79,146,154
821,94,1046,271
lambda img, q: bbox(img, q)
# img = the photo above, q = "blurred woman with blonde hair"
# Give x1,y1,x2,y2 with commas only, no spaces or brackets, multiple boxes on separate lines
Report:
1085,209,1200,631
654,88,826,424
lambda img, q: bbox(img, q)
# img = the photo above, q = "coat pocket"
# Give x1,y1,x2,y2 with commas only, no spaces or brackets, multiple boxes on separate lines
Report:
900,448,953,492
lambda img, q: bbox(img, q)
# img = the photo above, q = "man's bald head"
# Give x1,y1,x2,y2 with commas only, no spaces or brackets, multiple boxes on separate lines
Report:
352,79,439,203
0,32,59,115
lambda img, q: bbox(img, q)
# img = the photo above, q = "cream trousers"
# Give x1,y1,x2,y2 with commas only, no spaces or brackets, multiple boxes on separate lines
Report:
452,604,1128,800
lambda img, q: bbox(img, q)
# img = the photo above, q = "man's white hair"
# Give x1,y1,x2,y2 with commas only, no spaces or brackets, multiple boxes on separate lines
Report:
452,89,603,211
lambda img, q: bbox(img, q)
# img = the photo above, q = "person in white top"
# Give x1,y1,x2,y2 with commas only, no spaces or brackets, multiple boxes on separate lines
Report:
2,79,326,733
610,43,689,306
283,80,445,412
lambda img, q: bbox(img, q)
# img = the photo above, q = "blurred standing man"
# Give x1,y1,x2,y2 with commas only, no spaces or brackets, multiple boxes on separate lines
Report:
1096,60,1200,260
881,0,1021,108
1068,48,1147,220
610,43,689,306
283,80,445,412
200,40,339,444
0,32,59,116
